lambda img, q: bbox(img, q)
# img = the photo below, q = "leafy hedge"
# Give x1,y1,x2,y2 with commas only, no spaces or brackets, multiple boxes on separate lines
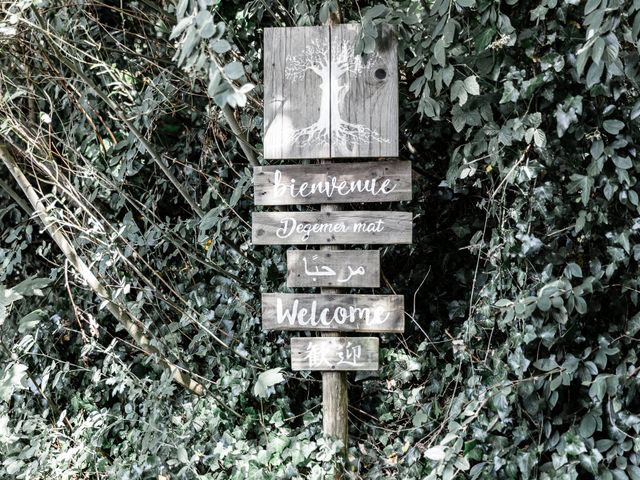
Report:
1,0,640,478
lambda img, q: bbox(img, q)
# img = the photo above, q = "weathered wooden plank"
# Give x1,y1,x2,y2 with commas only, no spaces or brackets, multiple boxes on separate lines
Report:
291,337,379,371
263,26,397,159
287,249,380,288
252,211,412,245
330,24,398,158
262,293,404,332
263,27,330,159
253,160,411,205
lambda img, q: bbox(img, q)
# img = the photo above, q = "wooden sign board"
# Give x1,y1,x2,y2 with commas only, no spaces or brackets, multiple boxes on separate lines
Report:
262,293,404,332
252,211,412,245
253,161,411,206
291,337,379,371
264,26,329,159
287,250,380,288
263,25,398,159
330,25,398,158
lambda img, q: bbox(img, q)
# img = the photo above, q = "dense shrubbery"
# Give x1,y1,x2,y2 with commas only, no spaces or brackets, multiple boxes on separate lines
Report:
1,0,640,478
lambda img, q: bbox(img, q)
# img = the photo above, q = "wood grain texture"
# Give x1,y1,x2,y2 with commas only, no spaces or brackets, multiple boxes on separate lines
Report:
264,27,330,159
330,25,398,158
262,293,404,332
291,337,379,371
317,161,347,450
263,26,397,159
322,364,347,448
253,160,411,205
287,249,380,288
252,211,412,245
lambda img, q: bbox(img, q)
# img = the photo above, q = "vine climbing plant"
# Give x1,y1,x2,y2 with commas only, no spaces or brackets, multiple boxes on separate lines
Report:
0,0,639,479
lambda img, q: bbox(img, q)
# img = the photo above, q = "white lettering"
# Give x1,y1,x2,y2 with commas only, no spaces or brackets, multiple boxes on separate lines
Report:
353,220,385,233
273,170,288,197
275,299,392,328
333,307,347,324
367,305,391,325
271,172,400,200
275,217,349,242
276,217,296,239
297,307,309,326
276,298,298,325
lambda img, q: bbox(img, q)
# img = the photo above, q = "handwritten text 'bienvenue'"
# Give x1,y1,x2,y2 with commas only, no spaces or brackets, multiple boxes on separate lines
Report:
273,170,398,199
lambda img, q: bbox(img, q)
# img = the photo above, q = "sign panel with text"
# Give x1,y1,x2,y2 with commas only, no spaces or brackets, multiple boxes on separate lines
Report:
291,337,379,371
262,293,404,332
254,161,411,205
252,211,412,245
287,250,380,288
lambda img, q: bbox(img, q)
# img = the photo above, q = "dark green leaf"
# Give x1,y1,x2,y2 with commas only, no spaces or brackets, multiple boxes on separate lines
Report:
365,4,388,18
223,61,244,80
434,38,446,67
584,0,601,15
211,39,231,54
463,76,479,95
630,100,640,121
602,119,624,135
253,368,285,399
591,37,605,64
18,309,46,333
612,156,632,169
13,277,52,297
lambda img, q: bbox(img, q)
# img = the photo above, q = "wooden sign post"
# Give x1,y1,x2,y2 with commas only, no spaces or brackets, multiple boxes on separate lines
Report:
262,293,405,332
254,23,405,471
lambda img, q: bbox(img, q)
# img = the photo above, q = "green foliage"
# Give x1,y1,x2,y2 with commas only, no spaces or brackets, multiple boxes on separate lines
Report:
253,367,286,399
1,0,640,478
171,0,256,108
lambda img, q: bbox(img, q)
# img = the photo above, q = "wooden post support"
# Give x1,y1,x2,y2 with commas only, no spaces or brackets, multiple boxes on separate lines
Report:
321,200,349,456
317,21,398,472
258,21,402,479
320,16,347,451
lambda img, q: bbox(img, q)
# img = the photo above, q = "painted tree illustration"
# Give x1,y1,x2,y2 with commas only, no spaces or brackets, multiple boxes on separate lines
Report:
285,40,389,149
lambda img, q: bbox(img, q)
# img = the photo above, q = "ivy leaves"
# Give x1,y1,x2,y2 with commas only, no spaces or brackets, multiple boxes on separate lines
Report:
253,367,285,399
1,0,640,478
170,0,255,108
0,277,51,327
450,76,479,107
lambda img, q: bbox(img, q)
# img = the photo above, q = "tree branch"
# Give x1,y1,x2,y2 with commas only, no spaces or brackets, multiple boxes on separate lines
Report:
0,173,33,214
0,145,204,396
30,14,205,217
221,104,258,167
28,8,260,267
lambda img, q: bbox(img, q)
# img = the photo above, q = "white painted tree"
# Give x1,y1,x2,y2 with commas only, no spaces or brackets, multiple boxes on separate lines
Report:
285,40,390,150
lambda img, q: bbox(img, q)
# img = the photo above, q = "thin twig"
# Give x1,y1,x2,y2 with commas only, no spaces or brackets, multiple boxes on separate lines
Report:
0,145,204,395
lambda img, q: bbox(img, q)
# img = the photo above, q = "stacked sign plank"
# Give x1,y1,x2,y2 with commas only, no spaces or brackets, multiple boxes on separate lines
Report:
254,25,409,374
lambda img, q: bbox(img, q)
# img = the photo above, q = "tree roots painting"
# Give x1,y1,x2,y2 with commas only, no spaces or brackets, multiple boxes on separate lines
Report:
285,39,390,149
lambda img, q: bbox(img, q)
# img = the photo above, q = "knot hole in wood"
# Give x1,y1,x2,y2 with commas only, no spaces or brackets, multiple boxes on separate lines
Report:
367,62,391,86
